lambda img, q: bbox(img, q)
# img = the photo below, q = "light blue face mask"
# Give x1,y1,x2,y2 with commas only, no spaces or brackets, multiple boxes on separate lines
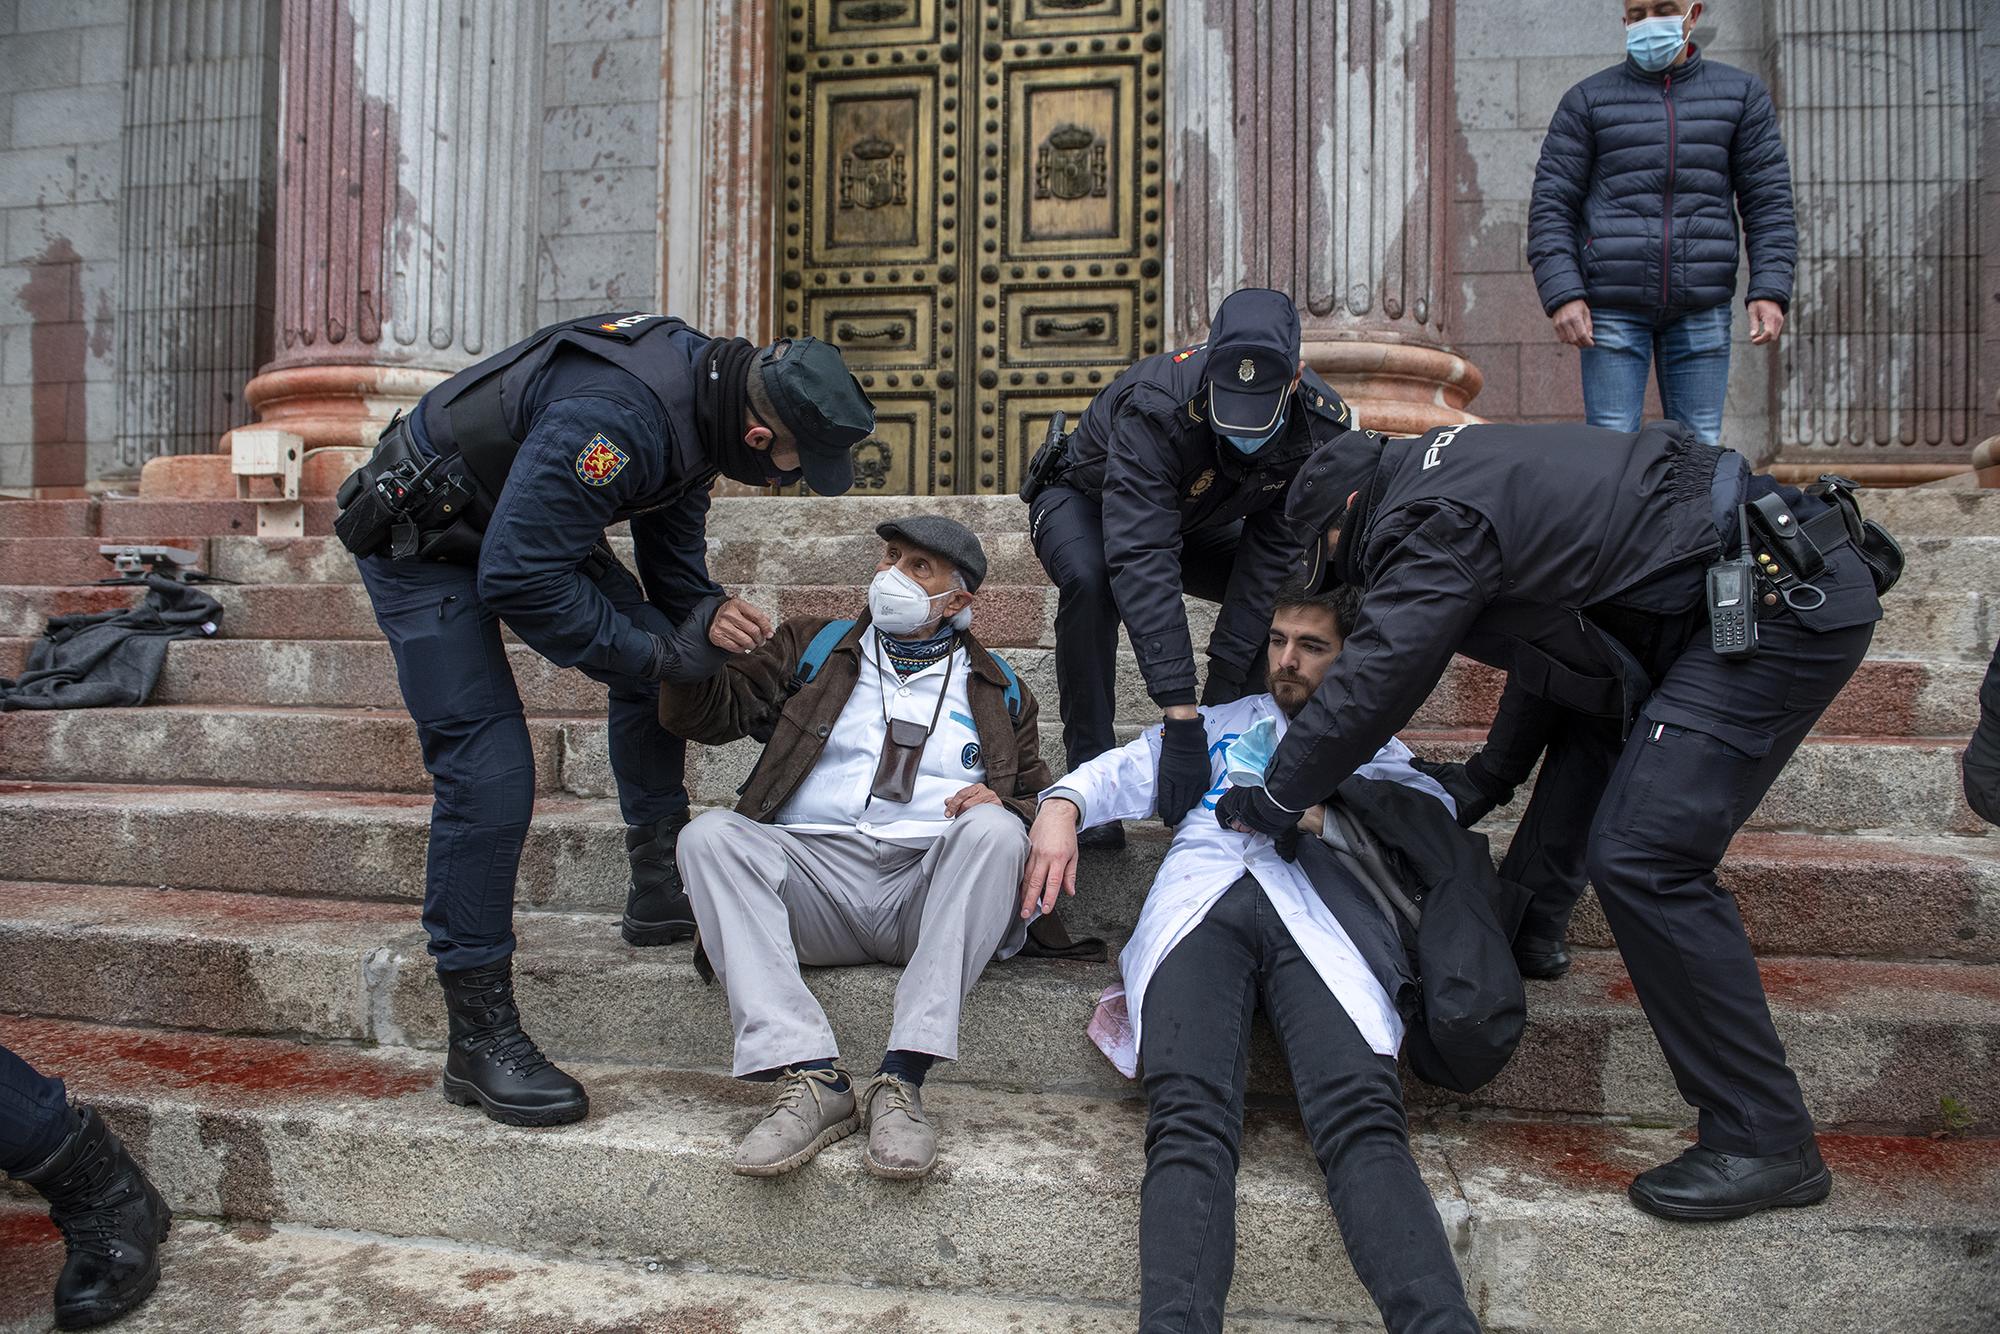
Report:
1223,403,1287,455
1625,13,1689,72
1222,715,1279,788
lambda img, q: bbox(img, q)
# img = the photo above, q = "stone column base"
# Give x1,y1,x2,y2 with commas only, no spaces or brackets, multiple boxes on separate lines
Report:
1305,339,1484,437
237,364,449,452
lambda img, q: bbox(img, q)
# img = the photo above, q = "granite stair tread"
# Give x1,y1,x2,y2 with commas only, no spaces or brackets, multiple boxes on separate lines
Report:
0,1016,1993,1332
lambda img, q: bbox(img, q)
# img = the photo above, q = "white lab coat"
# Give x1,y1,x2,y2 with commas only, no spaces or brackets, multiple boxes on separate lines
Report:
1044,694,1456,1077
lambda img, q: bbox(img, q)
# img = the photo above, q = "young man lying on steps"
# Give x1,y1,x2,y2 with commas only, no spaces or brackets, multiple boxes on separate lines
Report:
1023,582,1481,1334
660,515,1052,1180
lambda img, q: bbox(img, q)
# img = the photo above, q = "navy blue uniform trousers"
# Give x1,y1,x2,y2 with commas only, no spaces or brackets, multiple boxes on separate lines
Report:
1,1042,70,1175
358,550,693,972
1139,877,1478,1334
1498,569,1875,1156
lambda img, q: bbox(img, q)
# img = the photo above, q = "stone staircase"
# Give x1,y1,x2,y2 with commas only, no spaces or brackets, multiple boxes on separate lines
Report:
0,490,1995,1332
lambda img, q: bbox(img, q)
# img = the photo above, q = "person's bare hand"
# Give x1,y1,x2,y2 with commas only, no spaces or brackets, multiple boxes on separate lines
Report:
1298,804,1325,838
945,784,1002,817
1748,299,1786,346
708,596,773,652
1021,798,1081,920
1552,299,1594,349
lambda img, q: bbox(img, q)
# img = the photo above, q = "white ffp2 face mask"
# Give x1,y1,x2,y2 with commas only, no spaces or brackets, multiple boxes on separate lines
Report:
868,566,959,635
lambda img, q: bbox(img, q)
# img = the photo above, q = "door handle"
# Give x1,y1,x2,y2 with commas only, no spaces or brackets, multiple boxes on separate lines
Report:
1033,315,1107,340
836,321,908,342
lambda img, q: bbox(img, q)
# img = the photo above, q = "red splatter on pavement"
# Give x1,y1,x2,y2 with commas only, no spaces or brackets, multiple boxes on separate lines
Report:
0,1210,62,1322
0,1019,433,1102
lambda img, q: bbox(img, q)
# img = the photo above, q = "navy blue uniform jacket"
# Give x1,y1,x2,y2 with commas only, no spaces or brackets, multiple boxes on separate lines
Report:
406,325,725,681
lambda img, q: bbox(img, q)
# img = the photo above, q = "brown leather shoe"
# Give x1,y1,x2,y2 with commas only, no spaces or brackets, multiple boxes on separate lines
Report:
731,1067,859,1177
861,1073,938,1180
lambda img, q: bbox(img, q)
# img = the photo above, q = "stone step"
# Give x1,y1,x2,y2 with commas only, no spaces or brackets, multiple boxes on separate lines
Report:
1,707,1981,833
183,527,2000,605
0,1207,1331,1334
4,881,1995,1129
0,582,381,640
1,783,1992,963
0,635,1961,739
2,1016,1993,1330
0,536,215,587
0,499,97,537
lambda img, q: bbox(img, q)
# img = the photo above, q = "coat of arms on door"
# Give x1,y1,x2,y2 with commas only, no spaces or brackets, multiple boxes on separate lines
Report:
839,136,907,210
1034,124,1108,201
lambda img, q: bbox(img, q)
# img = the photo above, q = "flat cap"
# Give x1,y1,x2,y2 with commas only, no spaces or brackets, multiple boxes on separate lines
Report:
1206,288,1302,440
875,514,988,591
758,336,876,495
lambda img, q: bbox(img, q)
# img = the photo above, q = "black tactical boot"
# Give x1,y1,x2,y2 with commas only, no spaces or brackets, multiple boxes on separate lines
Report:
438,960,589,1127
16,1105,172,1331
622,813,696,946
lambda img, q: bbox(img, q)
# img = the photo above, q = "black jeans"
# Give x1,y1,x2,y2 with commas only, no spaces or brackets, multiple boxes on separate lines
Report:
1027,485,1263,770
1138,877,1478,1334
1,1041,71,1175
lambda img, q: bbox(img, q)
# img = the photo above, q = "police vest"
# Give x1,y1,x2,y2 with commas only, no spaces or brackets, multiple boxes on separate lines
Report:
419,312,700,501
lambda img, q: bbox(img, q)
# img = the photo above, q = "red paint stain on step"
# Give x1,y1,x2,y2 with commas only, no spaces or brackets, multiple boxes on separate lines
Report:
1466,1121,1645,1193
460,1267,519,1291
0,1019,433,1102
1819,1133,2000,1203
1603,958,2000,1008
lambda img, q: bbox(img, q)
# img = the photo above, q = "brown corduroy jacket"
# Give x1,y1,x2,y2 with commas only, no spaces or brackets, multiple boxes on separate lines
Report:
658,614,1054,826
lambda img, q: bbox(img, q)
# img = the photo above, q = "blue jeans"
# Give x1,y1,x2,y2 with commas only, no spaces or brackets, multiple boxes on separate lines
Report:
1580,303,1733,444
357,552,692,972
2,1041,71,1174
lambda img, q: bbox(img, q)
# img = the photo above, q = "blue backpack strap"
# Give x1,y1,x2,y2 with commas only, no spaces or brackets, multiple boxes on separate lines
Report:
795,619,855,685
988,651,1022,721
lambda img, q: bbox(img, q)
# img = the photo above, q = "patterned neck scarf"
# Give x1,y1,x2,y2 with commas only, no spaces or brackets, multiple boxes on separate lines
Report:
878,623,957,679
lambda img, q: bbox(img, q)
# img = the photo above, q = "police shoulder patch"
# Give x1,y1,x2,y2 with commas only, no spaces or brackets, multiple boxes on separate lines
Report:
575,433,630,486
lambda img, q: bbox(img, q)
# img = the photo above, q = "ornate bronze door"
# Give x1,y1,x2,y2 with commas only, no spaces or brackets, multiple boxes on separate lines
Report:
778,0,1167,495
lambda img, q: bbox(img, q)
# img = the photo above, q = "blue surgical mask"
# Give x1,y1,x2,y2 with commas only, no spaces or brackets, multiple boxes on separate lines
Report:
1222,715,1279,788
1625,13,1689,72
1222,403,1287,455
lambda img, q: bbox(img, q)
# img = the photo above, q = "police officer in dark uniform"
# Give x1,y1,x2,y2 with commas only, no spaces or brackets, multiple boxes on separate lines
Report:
1215,419,1899,1222
1021,288,1352,847
334,313,873,1127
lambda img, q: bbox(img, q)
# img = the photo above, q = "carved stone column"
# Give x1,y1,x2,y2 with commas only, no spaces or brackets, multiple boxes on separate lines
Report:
238,0,544,456
1165,0,1480,434
661,0,777,341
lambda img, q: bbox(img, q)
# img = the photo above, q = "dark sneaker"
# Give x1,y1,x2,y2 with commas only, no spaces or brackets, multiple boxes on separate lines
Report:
1077,820,1127,851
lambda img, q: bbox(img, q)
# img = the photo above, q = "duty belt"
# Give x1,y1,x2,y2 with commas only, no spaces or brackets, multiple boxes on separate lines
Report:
1743,475,1904,609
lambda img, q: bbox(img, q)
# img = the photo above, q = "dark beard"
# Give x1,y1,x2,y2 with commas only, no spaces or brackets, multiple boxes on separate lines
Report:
1270,675,1311,717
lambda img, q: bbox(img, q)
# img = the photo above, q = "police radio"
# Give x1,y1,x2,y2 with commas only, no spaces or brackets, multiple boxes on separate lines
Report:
1706,505,1759,661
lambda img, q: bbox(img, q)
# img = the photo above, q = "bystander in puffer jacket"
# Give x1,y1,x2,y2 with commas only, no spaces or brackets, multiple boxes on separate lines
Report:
1527,46,1796,318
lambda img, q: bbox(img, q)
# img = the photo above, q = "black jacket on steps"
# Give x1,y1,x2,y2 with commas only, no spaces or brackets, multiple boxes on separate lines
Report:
0,575,221,710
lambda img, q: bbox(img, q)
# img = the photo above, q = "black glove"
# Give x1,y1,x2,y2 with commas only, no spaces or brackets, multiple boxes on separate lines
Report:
1410,756,1511,828
1199,661,1247,708
1213,782,1299,839
1155,715,1213,827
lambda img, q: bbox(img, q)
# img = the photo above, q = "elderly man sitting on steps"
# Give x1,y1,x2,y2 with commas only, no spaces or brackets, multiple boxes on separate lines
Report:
661,514,1053,1180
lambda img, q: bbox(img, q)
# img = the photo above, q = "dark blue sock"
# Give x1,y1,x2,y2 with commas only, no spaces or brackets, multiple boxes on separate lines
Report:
878,1049,936,1087
744,1057,848,1093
